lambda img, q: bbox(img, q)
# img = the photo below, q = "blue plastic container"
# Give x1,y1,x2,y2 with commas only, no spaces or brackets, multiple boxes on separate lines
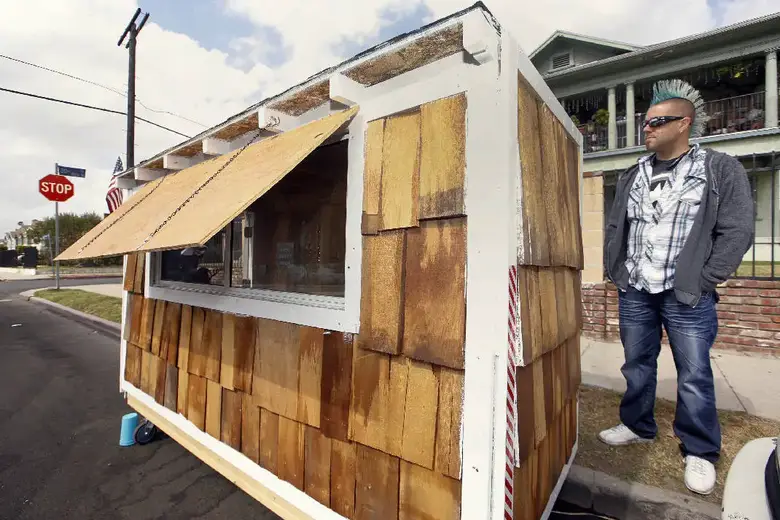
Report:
119,412,139,447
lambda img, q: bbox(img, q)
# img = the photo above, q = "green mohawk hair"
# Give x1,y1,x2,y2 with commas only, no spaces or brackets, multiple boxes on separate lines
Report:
650,79,708,138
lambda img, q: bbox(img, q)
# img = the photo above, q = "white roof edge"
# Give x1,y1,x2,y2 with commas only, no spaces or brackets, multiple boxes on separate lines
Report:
118,2,495,179
543,9,780,79
528,30,642,60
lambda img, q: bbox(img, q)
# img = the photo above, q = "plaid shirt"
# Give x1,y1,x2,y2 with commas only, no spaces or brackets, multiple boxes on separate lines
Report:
625,144,708,293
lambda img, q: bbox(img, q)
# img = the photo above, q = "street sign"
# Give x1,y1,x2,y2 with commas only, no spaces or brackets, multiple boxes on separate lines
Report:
55,164,86,178
39,174,75,202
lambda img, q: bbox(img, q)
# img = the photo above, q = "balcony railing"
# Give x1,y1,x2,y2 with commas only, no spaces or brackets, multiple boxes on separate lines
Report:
576,124,608,153
703,91,765,135
576,91,768,154
616,115,646,149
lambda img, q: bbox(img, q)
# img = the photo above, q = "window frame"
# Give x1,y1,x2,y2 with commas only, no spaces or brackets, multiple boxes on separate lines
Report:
145,125,363,333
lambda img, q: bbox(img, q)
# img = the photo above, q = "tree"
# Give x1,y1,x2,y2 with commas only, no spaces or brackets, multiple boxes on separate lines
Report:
27,212,120,266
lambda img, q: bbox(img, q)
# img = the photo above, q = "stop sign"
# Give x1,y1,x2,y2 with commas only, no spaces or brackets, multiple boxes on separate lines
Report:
39,174,75,203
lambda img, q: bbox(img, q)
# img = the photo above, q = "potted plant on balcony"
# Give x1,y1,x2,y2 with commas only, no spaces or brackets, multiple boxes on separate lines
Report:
594,108,609,127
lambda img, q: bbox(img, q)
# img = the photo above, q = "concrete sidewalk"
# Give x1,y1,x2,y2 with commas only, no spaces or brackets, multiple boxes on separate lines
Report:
581,336,780,421
68,284,123,298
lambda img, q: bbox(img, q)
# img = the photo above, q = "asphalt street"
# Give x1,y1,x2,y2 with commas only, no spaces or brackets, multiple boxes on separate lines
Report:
0,278,278,520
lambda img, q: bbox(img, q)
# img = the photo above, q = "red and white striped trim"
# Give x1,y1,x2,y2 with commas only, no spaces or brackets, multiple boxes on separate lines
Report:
505,265,521,520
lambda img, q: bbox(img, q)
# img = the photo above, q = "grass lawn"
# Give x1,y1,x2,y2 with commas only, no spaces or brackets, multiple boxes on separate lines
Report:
577,385,780,503
36,265,123,275
735,260,780,278
34,289,122,324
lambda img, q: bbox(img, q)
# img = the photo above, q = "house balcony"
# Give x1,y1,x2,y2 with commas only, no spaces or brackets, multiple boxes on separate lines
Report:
577,91,769,153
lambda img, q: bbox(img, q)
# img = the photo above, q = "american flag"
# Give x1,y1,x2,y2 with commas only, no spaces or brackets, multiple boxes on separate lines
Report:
106,156,124,214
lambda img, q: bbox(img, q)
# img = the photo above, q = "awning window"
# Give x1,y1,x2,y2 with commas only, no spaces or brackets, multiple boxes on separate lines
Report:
57,106,358,261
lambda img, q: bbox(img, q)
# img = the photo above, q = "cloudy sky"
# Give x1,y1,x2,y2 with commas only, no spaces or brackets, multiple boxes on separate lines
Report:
0,0,776,234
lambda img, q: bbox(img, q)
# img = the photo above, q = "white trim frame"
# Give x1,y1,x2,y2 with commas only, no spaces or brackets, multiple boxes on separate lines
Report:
118,16,505,520
120,9,594,518
459,17,512,520
122,383,350,520
146,124,364,333
119,254,129,393
115,4,481,182
145,14,506,335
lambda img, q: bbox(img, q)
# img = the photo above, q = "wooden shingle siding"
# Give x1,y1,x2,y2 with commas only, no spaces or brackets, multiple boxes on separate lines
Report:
123,252,137,292
418,93,466,220
514,72,583,519
516,74,550,267
362,119,384,236
379,111,421,231
516,75,583,271
124,342,142,388
358,230,406,355
402,218,467,369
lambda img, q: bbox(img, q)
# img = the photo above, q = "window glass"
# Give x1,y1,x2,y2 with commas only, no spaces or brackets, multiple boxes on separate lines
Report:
160,230,226,286
157,138,348,298
244,139,348,296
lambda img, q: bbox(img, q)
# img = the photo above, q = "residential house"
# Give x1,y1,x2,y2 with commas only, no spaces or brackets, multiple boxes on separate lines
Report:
3,221,43,250
531,15,780,353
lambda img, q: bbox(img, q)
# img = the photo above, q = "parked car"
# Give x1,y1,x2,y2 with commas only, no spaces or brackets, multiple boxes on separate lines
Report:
722,435,779,519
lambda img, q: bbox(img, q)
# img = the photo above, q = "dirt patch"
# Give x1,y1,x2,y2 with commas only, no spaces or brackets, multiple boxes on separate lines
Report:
577,384,780,503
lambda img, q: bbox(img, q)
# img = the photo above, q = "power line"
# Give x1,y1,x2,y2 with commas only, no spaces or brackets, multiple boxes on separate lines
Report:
0,86,191,138
0,52,207,128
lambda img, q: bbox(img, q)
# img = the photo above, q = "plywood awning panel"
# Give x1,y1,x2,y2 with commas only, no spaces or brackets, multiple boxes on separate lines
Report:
57,106,358,261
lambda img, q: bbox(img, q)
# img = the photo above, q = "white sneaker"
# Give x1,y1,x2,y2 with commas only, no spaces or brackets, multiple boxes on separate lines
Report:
684,455,716,495
598,423,654,446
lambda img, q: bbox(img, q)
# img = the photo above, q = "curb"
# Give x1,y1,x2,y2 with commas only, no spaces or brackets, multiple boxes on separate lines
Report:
23,291,121,339
559,465,722,519
46,273,122,279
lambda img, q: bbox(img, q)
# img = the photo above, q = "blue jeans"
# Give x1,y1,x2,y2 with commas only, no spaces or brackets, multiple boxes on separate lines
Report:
618,287,721,463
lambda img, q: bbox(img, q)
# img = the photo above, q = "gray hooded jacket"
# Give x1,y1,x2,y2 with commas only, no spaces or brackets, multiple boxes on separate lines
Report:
604,148,754,307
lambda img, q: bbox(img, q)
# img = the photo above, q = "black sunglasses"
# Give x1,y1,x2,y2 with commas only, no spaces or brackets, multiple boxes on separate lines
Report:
643,115,686,128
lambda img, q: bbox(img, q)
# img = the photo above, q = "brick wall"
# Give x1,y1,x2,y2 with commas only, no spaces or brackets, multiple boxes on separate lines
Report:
581,174,604,283
582,282,619,342
582,279,780,354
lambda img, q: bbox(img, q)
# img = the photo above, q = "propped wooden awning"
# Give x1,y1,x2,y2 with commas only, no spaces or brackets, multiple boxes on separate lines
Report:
57,106,358,261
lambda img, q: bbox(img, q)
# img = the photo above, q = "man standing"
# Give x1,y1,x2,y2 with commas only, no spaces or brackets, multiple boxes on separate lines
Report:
601,79,754,495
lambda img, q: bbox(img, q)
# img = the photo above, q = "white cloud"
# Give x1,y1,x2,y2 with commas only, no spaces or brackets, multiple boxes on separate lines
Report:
717,0,780,25
224,0,428,95
0,0,270,233
422,0,720,53
1,0,775,237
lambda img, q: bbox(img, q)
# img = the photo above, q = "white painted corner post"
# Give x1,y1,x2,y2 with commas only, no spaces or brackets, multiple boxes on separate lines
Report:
607,85,617,150
625,82,636,148
765,48,778,129
459,9,512,520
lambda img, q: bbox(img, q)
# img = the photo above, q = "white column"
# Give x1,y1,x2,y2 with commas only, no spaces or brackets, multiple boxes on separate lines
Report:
607,86,617,150
625,82,636,148
765,49,778,128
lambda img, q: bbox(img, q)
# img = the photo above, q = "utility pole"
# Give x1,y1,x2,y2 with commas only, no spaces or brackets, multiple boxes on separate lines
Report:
118,8,149,170
54,163,60,290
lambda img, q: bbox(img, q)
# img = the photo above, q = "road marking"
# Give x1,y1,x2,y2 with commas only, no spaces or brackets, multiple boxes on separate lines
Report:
0,299,12,303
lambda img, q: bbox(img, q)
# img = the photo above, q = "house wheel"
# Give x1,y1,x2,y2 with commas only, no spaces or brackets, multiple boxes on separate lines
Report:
133,420,159,445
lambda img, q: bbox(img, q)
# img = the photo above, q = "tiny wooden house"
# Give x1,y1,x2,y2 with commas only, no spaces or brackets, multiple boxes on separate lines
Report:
58,4,583,519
